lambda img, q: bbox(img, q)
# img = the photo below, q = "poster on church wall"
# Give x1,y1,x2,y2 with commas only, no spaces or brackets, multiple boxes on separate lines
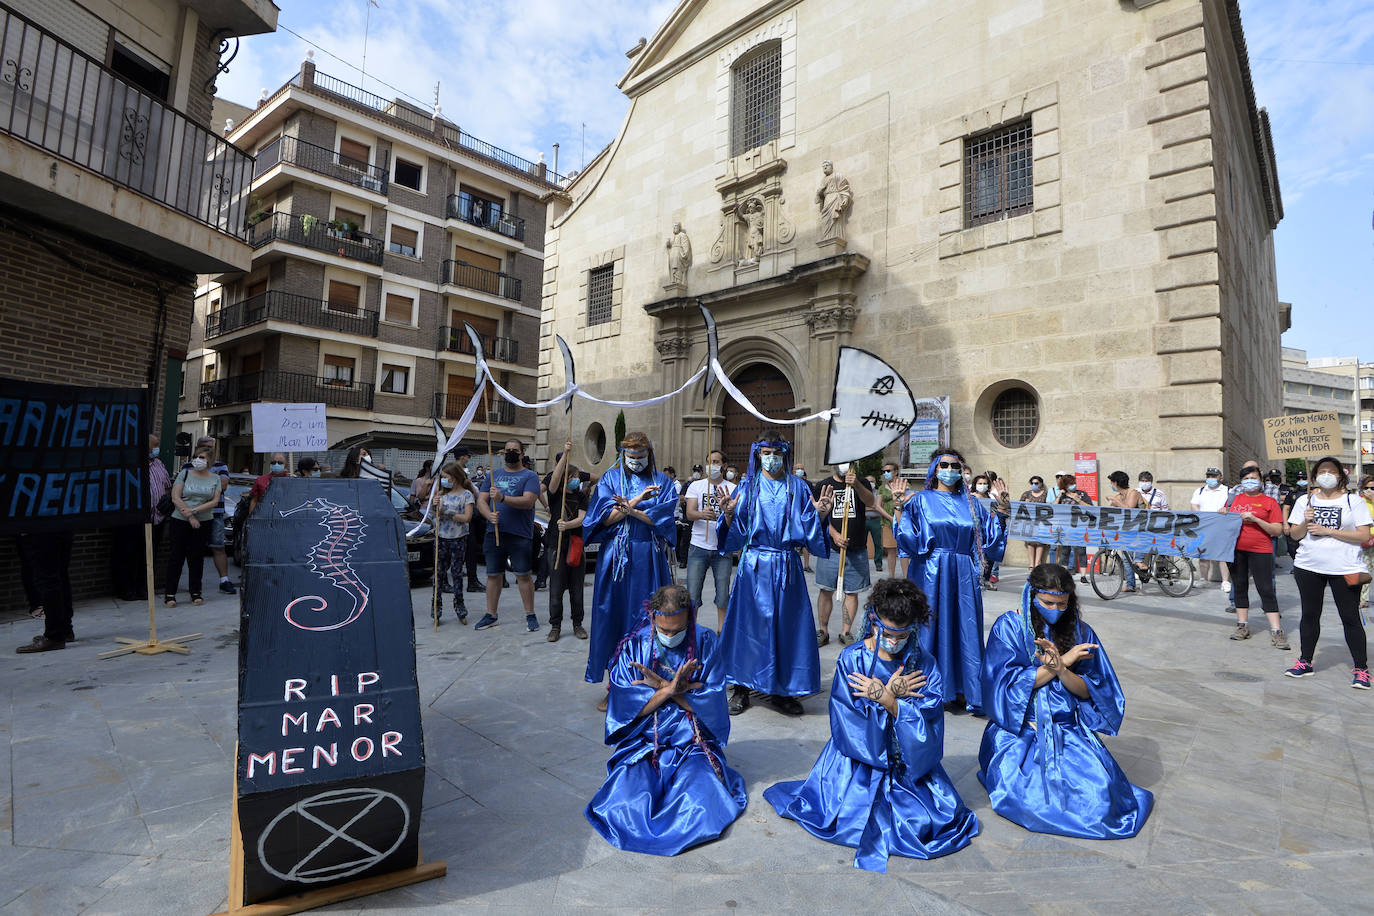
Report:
901,396,950,470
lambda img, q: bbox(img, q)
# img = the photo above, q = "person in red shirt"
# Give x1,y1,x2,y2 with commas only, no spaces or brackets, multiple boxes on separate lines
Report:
248,452,290,513
1226,465,1287,647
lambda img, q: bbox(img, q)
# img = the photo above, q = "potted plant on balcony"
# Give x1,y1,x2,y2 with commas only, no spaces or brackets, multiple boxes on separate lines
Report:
246,197,270,229
302,213,319,235
344,219,362,242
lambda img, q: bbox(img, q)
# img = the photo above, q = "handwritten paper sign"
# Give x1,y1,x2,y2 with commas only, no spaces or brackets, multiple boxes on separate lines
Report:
252,402,328,452
1264,412,1343,460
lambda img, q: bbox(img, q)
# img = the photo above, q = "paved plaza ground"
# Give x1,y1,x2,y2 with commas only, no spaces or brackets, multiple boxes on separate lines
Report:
1,558,1371,915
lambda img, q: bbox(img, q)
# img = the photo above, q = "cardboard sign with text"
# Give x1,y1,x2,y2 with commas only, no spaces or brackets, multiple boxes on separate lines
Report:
1264,412,1343,461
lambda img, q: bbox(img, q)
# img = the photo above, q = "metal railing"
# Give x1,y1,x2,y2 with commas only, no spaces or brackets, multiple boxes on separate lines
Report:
200,369,375,410
435,325,519,362
254,134,388,194
431,391,515,425
440,259,521,301
446,191,524,241
0,3,254,238
249,212,384,265
206,290,380,339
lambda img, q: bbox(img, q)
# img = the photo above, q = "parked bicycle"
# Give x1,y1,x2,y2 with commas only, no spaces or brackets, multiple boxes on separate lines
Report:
1090,546,1195,600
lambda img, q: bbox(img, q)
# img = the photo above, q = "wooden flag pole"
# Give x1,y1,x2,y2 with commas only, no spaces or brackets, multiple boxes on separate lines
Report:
100,522,202,658
555,403,574,571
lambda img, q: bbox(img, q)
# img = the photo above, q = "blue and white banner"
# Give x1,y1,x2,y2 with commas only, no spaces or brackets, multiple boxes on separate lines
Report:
987,499,1244,562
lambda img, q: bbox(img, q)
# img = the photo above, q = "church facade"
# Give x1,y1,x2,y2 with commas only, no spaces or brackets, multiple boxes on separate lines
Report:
537,0,1283,511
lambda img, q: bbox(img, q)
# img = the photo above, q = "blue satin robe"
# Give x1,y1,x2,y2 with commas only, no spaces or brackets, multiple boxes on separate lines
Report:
585,625,748,855
717,475,830,696
584,468,678,683
977,613,1153,838
894,489,1007,709
764,641,979,872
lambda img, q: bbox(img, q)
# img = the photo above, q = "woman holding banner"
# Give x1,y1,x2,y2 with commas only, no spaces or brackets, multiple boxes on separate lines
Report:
891,449,1009,714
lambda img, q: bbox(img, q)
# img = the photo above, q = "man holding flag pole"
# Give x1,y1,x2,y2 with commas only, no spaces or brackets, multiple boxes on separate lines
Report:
814,462,875,647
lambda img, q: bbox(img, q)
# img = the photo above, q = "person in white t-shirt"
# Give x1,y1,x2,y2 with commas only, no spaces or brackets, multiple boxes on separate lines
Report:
1282,456,1373,688
1137,470,1170,510
685,450,738,631
1191,467,1231,592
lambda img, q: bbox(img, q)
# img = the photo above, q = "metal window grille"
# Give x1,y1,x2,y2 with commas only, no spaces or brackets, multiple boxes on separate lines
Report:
964,119,1033,227
990,387,1039,448
587,265,614,326
730,42,781,157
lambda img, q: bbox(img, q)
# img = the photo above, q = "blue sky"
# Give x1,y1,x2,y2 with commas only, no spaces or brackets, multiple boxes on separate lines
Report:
220,1,1370,363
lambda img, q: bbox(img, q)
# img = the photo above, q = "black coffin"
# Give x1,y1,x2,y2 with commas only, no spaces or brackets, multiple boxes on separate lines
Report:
234,478,424,905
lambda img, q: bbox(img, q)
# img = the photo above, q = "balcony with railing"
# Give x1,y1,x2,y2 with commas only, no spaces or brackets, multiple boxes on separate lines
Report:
200,369,374,411
435,326,520,362
432,392,515,425
254,134,388,195
206,291,380,340
0,3,254,272
249,212,384,265
440,259,521,301
446,192,524,242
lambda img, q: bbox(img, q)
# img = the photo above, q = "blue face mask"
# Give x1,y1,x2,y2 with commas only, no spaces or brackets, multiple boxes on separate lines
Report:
883,471,894,482
761,455,783,475
1033,596,1066,624
150,447,160,459
937,469,962,486
310,469,321,478
567,478,581,492
270,462,285,473
656,627,687,649
1240,479,1261,492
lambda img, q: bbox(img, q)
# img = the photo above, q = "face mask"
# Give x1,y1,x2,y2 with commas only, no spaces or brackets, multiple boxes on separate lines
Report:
624,456,648,473
1205,477,1219,488
270,462,285,473
962,473,973,485
440,478,453,489
936,469,962,486
567,478,580,492
1240,479,1261,492
708,464,722,479
975,483,989,494
883,471,894,482
310,469,321,478
1316,472,1339,490
758,456,780,476
1031,483,1044,492
727,468,741,480
150,447,160,459
795,469,806,477
691,471,701,480
1296,478,1307,487
655,627,687,649
505,449,522,465
191,457,207,470
1139,481,1153,492
1066,483,1077,492
1033,596,1065,625
878,633,909,654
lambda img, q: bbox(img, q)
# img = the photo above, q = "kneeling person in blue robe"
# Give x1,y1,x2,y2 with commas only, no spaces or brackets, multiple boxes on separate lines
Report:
765,578,979,872
978,563,1153,839
585,584,748,855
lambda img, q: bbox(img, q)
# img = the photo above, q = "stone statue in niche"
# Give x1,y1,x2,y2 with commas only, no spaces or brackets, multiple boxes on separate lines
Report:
739,198,765,263
665,222,692,286
815,160,852,244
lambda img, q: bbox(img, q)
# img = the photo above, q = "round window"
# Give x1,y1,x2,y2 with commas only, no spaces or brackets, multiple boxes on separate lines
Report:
585,422,607,464
990,387,1039,448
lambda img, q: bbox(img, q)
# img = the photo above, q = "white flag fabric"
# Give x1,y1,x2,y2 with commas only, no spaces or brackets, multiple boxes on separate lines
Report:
823,347,916,465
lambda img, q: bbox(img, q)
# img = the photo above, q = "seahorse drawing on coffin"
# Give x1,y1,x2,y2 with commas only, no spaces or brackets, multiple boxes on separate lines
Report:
233,477,426,906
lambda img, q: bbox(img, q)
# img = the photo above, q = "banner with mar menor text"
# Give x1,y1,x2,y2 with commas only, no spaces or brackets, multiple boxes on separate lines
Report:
0,378,148,534
983,498,1244,562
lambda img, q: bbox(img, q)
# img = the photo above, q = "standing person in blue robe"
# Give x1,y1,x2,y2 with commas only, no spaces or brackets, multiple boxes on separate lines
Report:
765,577,979,872
585,584,748,855
890,448,1010,714
978,563,1153,839
717,436,833,716
584,431,678,698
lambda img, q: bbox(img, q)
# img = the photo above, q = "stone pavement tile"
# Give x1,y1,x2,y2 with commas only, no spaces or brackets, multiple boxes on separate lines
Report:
0,847,134,898
0,883,113,915
10,772,142,849
125,759,227,815
1141,826,1272,866
141,795,233,862
88,855,228,915
550,859,676,907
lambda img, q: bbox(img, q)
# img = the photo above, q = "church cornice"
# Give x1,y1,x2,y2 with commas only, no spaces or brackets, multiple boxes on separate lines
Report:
642,251,870,318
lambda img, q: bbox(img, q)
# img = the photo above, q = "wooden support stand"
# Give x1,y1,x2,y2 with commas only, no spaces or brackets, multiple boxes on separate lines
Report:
100,522,202,658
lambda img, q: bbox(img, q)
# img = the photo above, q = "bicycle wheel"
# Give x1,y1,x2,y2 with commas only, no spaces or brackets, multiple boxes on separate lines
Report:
1154,554,1194,597
1090,549,1125,600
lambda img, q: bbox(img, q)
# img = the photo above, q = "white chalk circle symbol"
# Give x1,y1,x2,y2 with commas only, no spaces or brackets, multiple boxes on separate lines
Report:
257,787,410,884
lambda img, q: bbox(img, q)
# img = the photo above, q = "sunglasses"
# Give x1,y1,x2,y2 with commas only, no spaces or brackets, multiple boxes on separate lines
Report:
937,461,962,470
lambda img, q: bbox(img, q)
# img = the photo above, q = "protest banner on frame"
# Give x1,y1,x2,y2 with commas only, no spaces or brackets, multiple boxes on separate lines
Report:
988,498,1244,562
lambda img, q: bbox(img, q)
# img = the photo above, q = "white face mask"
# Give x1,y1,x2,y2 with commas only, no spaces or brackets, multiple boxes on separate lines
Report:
1139,481,1153,492
975,483,989,494
708,464,722,480
726,469,738,481
691,471,701,480
624,456,648,474
191,457,208,470
795,469,806,477
1315,472,1339,490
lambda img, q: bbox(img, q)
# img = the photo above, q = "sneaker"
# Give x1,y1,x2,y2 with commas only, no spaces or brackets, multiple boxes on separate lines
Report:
1271,628,1290,650
1222,581,1232,594
1080,575,1089,584
989,574,999,586
838,631,855,646
1354,668,1371,690
1284,659,1314,678
466,581,483,593
546,626,561,643
816,629,830,648
219,579,237,595
1229,623,1250,640
573,624,589,640
474,613,499,630
525,614,539,633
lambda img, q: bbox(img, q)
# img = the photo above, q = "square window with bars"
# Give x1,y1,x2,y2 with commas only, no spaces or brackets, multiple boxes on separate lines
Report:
730,42,781,157
587,264,614,326
964,119,1033,228
323,354,355,386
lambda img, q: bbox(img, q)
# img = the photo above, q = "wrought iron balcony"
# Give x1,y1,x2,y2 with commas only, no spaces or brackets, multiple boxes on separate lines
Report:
446,192,525,242
249,212,384,265
254,135,388,194
435,325,520,362
200,369,374,411
431,392,515,425
440,259,521,301
0,3,253,238
206,291,380,339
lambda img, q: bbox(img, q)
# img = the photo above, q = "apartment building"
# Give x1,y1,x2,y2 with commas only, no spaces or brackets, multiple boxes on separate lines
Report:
0,0,276,608
183,54,562,473
1283,347,1372,477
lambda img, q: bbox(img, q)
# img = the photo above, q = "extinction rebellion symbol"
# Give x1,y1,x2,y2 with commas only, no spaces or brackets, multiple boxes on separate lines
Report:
257,788,410,883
